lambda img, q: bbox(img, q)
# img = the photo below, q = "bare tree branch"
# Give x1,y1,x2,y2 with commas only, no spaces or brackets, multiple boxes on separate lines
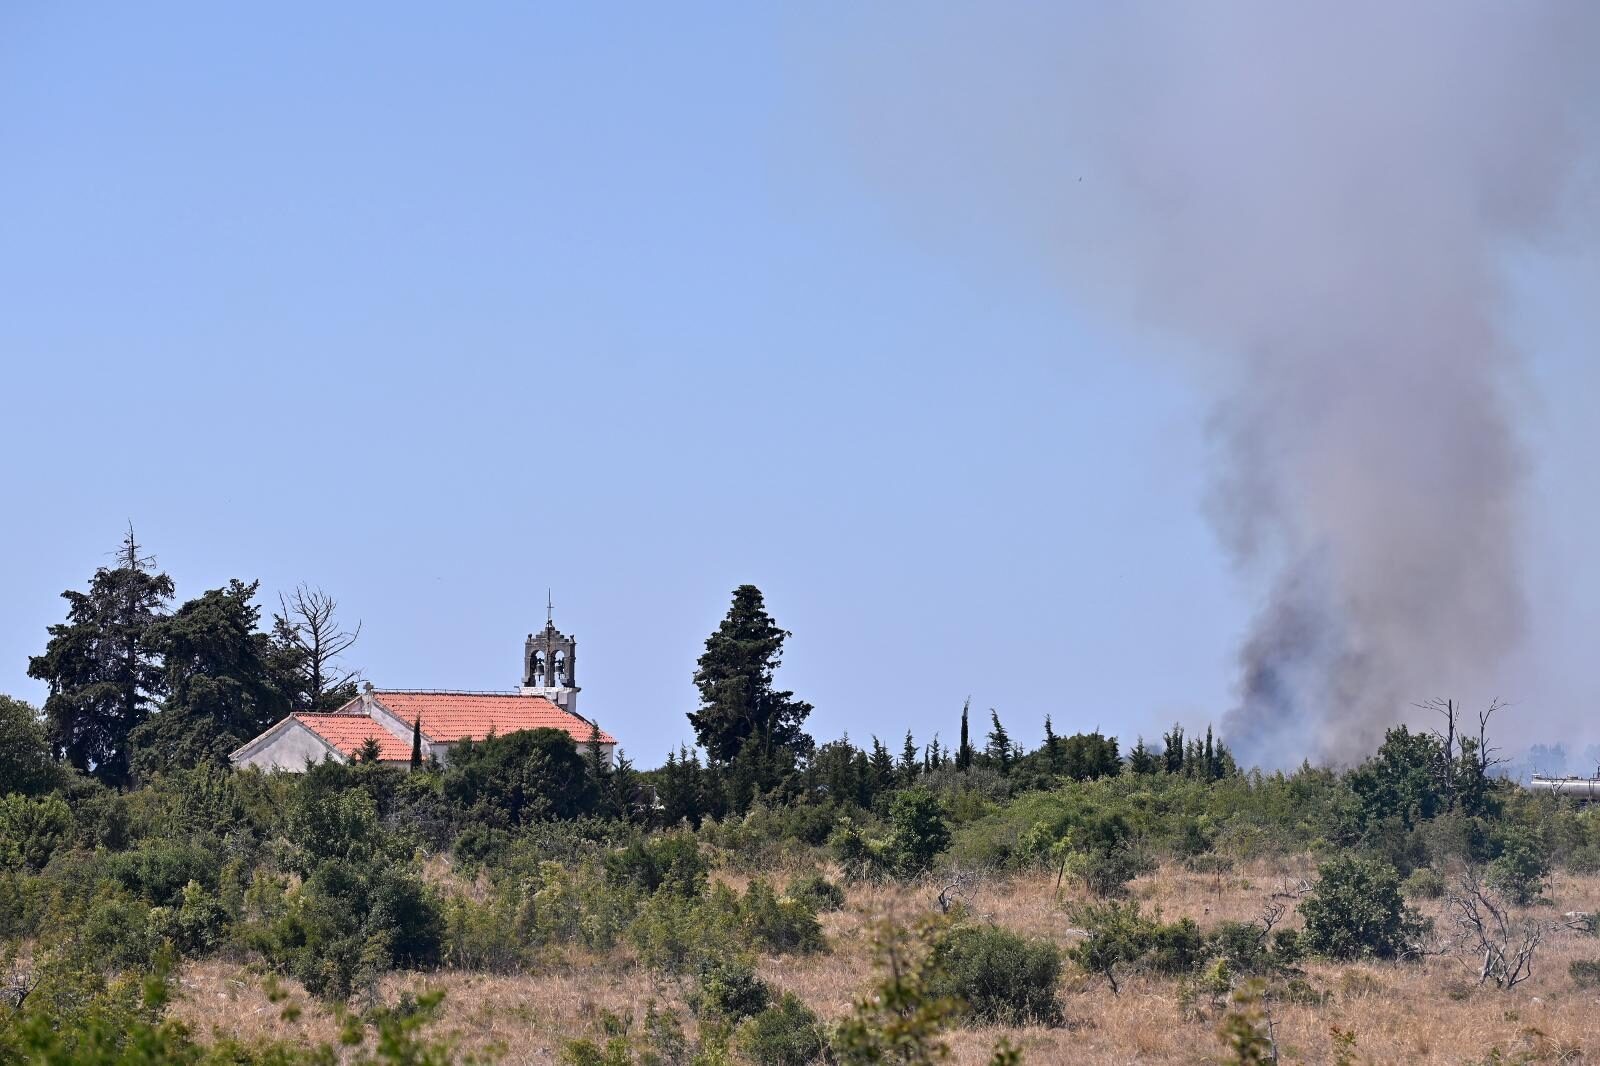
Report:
274,584,363,709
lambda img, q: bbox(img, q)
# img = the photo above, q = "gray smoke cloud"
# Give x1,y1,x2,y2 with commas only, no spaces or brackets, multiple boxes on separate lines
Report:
825,3,1599,767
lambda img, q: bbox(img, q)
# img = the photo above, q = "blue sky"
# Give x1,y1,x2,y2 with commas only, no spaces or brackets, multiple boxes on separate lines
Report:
2,5,1593,766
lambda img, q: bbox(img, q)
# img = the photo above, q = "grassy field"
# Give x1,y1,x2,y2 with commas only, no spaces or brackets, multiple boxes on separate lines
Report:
168,858,1600,1065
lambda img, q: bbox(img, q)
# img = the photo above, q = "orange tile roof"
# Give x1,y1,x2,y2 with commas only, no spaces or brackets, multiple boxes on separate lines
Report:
370,691,616,746
293,714,414,762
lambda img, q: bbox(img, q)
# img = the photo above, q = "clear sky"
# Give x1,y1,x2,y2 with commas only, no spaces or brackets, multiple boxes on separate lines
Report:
2,5,1594,768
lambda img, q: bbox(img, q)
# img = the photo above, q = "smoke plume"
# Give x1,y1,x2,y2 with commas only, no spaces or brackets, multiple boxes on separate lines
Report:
830,3,1599,766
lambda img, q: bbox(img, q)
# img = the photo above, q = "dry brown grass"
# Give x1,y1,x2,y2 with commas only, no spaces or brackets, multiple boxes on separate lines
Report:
170,860,1600,1065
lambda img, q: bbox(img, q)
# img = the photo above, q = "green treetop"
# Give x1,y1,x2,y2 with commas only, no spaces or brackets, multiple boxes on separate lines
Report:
27,528,174,786
687,585,814,767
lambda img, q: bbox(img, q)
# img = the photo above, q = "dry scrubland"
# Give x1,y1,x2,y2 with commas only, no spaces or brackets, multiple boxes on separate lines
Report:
170,858,1600,1065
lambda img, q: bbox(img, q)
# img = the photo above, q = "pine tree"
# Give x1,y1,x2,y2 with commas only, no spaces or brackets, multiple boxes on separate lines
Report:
899,731,919,783
956,698,972,771
611,750,639,822
926,734,942,772
658,745,707,827
869,736,896,797
688,586,814,776
1042,715,1061,775
585,720,611,792
28,529,173,786
1128,736,1159,774
131,579,287,777
410,717,423,770
1203,726,1216,781
986,710,1013,773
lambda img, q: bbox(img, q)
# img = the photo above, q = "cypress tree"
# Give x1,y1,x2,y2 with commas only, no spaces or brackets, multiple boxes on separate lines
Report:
688,586,813,777
410,717,423,770
956,698,972,771
986,710,1013,773
1043,715,1061,774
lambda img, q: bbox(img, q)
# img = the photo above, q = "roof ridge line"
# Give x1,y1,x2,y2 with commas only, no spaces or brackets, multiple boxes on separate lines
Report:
374,688,529,696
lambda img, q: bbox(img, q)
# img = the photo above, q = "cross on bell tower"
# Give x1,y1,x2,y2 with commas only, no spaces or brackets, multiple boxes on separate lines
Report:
522,594,580,714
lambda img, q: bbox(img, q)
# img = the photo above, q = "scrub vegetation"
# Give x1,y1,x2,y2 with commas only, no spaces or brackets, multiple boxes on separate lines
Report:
6,537,1600,1064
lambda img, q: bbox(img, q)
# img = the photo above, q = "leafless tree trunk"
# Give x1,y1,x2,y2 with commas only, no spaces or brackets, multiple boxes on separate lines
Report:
1444,868,1544,990
275,584,362,709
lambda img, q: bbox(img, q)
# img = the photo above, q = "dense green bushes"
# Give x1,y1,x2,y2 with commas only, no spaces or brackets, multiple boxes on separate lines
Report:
931,925,1063,1026
1298,855,1427,960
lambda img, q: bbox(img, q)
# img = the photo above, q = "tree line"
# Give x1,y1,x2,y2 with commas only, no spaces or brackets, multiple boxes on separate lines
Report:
25,529,364,786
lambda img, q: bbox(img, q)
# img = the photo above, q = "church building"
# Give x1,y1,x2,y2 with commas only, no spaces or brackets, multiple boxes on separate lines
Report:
230,615,615,771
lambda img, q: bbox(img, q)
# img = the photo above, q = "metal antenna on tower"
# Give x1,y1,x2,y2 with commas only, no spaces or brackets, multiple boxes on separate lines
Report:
546,588,554,626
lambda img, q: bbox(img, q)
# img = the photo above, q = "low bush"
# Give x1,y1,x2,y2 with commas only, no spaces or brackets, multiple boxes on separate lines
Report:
738,992,827,1066
1487,827,1550,905
690,958,771,1021
933,924,1063,1026
1299,855,1426,960
604,831,708,898
1402,866,1446,900
1570,960,1600,989
739,879,825,955
787,872,845,913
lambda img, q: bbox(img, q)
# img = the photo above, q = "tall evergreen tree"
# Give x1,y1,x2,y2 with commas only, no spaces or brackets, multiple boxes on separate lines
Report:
410,717,423,770
899,730,920,783
583,720,614,815
1128,736,1159,774
1162,723,1186,775
27,529,174,786
986,710,1013,773
658,745,708,827
869,736,896,796
611,750,639,823
132,579,287,776
687,586,814,775
1042,715,1061,774
956,698,972,771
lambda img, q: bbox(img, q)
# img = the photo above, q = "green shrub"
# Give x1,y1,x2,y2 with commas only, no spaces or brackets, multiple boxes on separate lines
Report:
739,879,825,955
1067,899,1156,993
441,895,524,972
1062,842,1149,898
1146,916,1206,975
1569,960,1600,989
1402,867,1446,900
887,790,951,876
691,958,771,1021
932,924,1063,1026
604,831,708,897
147,879,230,957
103,839,222,906
1208,921,1270,974
0,793,73,871
515,860,639,951
787,873,845,913
738,992,827,1065
1299,855,1425,960
629,890,736,974
1487,827,1550,905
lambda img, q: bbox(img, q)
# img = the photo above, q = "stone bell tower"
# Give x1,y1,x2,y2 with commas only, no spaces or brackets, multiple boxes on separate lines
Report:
522,592,579,715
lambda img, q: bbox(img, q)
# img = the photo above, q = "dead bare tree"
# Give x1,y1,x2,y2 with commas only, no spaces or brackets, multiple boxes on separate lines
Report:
1424,697,1509,814
274,585,362,710
1444,869,1544,990
936,868,981,914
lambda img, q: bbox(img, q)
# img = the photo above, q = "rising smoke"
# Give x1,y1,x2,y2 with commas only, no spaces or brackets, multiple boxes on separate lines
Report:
827,3,1599,767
